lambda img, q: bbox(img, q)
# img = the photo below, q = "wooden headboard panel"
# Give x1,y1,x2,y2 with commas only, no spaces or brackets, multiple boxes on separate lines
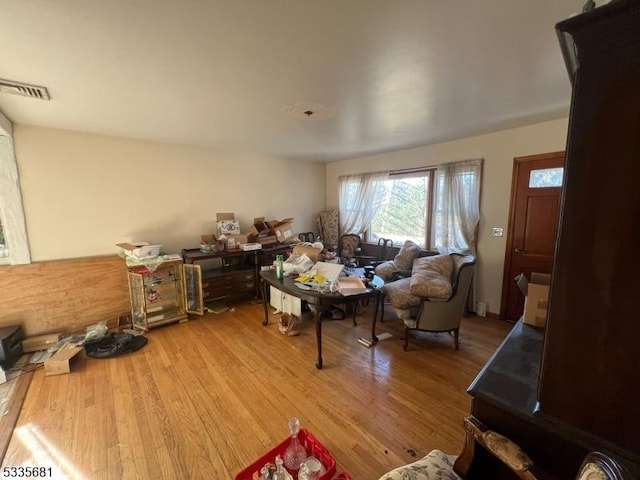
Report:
0,255,130,336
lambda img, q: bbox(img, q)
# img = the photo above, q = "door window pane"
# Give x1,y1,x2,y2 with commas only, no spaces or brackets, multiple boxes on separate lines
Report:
529,168,564,188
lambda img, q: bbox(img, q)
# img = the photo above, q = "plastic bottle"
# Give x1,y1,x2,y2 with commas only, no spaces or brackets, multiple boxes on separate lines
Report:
276,254,284,280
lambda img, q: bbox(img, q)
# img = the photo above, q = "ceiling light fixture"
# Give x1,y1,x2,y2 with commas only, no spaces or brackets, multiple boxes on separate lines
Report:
283,102,336,121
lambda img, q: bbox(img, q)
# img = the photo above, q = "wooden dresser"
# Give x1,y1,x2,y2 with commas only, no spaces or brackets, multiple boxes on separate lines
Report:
466,2,640,478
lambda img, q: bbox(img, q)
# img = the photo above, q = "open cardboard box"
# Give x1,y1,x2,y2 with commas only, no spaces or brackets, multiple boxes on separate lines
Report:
216,212,241,237
267,218,295,243
247,217,271,237
516,272,551,328
201,234,216,245
292,244,322,263
225,234,248,250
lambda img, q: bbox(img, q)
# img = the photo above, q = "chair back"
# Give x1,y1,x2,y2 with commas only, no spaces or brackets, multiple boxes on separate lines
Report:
298,232,316,243
450,253,476,299
376,238,394,262
340,234,362,259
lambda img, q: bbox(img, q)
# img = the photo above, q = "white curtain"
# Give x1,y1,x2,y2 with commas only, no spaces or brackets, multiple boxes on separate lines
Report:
433,159,482,255
338,171,389,235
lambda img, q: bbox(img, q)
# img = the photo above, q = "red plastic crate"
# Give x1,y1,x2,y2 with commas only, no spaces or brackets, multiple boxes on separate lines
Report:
235,429,337,480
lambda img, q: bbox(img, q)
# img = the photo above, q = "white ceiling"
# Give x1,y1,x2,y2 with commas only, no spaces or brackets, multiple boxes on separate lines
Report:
0,0,584,162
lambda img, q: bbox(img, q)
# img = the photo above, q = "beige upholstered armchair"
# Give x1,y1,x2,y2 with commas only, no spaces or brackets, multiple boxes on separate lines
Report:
380,253,475,350
378,416,634,480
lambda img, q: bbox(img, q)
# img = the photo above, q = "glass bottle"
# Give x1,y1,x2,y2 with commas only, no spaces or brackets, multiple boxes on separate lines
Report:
283,417,307,472
274,455,294,480
276,254,285,280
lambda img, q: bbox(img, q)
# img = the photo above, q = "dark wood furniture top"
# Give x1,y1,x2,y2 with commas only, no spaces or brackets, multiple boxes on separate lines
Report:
181,247,257,263
467,319,640,479
468,320,543,419
259,270,383,369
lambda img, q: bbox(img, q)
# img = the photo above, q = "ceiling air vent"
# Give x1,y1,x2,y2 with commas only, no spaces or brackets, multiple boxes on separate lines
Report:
0,79,50,100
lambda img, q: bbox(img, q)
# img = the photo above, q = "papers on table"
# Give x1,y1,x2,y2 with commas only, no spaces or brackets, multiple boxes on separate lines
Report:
313,262,344,281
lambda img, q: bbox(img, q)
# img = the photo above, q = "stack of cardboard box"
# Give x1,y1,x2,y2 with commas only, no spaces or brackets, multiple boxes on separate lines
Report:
247,216,294,246
201,214,295,251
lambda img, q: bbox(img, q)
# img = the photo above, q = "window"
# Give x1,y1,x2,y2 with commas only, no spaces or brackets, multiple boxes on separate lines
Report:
343,160,482,253
0,219,7,258
369,171,432,248
0,114,31,264
432,161,482,253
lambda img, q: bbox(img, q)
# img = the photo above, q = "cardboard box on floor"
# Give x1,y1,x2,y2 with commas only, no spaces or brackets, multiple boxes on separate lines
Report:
44,343,84,376
516,272,551,328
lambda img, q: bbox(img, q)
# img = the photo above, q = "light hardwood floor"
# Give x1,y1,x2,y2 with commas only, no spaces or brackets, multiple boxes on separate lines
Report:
2,301,511,479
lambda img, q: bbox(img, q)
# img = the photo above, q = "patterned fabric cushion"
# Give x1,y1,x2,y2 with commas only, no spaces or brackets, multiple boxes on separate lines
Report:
318,209,340,251
394,240,422,271
409,255,454,300
375,261,398,282
382,277,422,310
482,431,532,472
577,463,608,480
394,307,419,324
378,450,460,480
375,240,422,282
341,235,361,258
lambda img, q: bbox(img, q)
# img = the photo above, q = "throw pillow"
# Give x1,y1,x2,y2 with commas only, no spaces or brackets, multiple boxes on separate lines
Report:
381,277,422,310
410,254,454,299
393,240,422,271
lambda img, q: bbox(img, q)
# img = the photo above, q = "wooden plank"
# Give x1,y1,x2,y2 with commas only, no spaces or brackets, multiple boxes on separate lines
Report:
0,369,34,462
0,255,130,336
22,333,62,352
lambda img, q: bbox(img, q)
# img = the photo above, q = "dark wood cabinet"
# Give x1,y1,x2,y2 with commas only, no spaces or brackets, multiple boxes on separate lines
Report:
182,248,259,304
538,0,640,457
466,2,640,478
202,268,256,302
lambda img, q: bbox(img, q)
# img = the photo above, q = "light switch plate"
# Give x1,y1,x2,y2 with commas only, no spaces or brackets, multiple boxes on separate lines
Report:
492,227,504,237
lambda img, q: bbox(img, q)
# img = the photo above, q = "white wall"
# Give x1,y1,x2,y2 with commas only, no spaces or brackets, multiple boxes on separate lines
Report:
325,118,569,316
12,120,568,314
13,125,326,261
